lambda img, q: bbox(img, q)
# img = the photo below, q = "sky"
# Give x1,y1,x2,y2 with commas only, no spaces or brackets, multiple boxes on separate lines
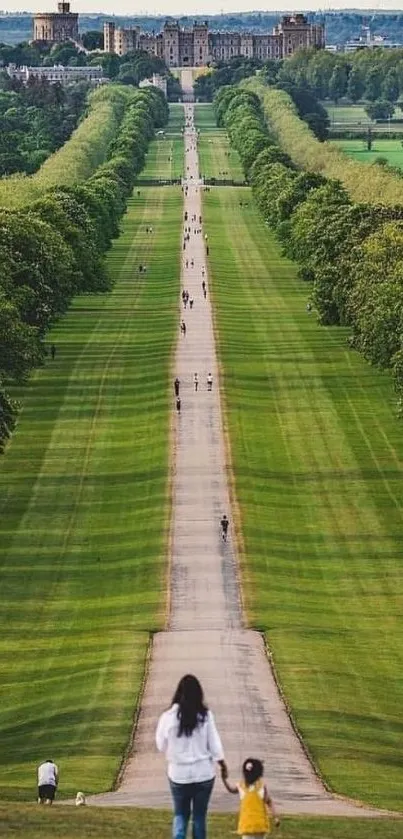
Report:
2,2,401,15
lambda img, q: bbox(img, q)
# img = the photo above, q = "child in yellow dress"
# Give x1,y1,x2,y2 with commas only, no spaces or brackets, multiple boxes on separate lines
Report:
222,757,279,838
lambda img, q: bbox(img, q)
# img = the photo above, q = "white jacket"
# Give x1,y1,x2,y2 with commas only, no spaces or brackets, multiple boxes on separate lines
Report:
156,703,224,783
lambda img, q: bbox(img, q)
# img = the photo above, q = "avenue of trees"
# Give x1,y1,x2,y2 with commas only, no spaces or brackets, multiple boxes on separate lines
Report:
216,84,403,411
0,75,89,176
0,85,167,451
245,79,403,205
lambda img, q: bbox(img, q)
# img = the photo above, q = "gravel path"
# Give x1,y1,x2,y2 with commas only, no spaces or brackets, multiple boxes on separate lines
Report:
87,95,395,818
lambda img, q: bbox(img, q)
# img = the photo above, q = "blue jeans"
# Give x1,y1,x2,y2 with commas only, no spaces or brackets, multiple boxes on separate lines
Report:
169,778,215,839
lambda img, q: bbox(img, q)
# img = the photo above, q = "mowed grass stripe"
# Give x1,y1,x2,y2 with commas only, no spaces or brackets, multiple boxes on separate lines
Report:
0,186,181,800
142,104,184,180
204,186,403,811
195,104,244,180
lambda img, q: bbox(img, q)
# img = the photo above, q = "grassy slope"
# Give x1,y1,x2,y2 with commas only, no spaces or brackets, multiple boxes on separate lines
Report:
142,105,184,180
332,138,403,170
0,185,181,800
195,104,245,181
1,806,403,839
203,185,403,811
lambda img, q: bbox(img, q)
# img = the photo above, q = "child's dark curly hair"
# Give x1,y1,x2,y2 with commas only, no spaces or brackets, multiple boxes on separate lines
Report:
242,758,264,785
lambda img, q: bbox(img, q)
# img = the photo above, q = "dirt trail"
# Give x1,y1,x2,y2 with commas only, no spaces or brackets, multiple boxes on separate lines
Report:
88,94,394,818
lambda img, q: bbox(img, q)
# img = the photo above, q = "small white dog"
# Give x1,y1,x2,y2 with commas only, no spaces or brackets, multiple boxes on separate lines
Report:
75,791,86,806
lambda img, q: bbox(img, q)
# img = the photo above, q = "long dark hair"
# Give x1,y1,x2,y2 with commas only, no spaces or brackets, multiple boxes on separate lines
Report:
172,674,208,737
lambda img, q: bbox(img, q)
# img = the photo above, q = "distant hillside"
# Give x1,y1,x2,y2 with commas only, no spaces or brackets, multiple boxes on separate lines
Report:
1,11,403,47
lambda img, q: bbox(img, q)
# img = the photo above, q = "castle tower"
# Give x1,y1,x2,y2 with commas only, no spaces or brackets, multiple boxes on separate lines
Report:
103,21,115,53
163,20,180,67
33,0,78,43
193,21,209,66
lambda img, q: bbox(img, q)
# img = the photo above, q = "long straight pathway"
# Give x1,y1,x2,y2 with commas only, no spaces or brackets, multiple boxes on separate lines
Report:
88,98,393,817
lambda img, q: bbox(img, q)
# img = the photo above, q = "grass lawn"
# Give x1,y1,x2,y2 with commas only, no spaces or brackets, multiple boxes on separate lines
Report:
202,185,403,812
332,138,403,170
324,104,371,126
166,102,185,134
0,186,181,800
142,105,184,180
195,105,244,181
1,807,403,839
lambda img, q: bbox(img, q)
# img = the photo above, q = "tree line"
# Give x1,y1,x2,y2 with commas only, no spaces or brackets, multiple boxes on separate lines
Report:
0,75,89,176
0,85,167,451
246,79,403,205
216,84,403,413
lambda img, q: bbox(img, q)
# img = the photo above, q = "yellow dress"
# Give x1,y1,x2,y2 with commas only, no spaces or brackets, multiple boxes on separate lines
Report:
237,779,271,835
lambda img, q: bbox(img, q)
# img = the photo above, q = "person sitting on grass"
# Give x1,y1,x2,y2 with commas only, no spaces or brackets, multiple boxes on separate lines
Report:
222,757,279,837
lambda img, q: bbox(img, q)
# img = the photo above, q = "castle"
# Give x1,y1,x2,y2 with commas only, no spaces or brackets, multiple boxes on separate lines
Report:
32,6,324,64
33,2,78,44
105,15,325,65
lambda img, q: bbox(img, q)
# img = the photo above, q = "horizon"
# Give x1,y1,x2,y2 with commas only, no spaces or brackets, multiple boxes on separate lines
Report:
2,3,403,18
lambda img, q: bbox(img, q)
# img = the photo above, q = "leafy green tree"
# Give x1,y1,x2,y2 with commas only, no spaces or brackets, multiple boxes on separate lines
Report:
364,66,383,101
364,99,395,120
347,66,365,102
329,63,348,103
381,69,400,102
82,30,104,51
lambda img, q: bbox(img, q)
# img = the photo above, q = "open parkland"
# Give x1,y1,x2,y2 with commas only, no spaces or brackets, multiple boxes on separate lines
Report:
1,75,403,839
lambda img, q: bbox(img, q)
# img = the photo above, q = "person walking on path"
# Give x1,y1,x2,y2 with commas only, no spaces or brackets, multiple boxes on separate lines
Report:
194,373,198,392
222,757,279,836
181,321,186,337
220,514,229,542
156,674,228,839
37,759,59,805
50,344,56,360
174,378,180,397
207,373,213,392
176,397,181,414
190,298,194,310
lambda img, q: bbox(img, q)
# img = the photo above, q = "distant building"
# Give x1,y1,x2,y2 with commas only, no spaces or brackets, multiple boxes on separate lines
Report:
139,73,167,96
104,15,324,65
6,63,105,85
33,1,79,44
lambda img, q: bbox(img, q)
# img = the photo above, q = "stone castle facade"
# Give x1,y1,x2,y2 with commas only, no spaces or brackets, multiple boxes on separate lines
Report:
104,15,325,65
33,2,79,43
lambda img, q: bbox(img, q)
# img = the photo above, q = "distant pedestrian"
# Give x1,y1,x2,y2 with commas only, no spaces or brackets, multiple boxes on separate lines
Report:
189,298,194,310
37,759,59,805
176,397,181,414
206,246,209,256
194,373,198,392
181,321,186,336
174,377,180,397
220,514,229,542
207,373,213,392
186,260,188,268
50,344,56,360
191,259,194,268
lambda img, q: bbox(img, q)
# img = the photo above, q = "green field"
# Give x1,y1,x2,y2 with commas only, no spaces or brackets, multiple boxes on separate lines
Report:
142,105,184,179
142,138,184,180
203,183,403,811
195,104,245,181
325,104,371,125
0,185,181,800
1,805,402,839
332,137,403,169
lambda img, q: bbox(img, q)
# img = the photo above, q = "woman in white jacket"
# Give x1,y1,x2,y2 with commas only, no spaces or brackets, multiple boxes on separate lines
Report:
156,674,228,839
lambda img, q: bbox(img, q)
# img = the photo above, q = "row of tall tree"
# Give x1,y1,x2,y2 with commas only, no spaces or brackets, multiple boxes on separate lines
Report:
246,79,403,205
278,45,403,105
0,86,167,451
216,84,403,412
0,76,89,176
